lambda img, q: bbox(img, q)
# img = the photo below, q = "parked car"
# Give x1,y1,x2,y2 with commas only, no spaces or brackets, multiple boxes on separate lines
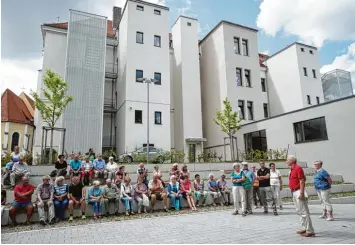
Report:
119,146,165,163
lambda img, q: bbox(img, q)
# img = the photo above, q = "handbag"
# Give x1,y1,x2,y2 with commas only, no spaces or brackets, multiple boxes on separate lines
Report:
142,194,149,207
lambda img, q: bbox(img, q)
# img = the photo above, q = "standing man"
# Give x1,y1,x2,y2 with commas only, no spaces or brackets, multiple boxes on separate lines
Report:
242,162,255,214
287,155,315,237
257,160,278,215
93,154,108,179
36,175,55,225
10,156,31,188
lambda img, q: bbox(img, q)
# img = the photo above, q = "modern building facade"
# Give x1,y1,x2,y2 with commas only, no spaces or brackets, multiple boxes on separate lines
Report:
321,69,354,101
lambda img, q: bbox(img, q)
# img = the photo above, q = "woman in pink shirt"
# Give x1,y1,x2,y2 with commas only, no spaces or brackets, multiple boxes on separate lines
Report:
180,176,197,211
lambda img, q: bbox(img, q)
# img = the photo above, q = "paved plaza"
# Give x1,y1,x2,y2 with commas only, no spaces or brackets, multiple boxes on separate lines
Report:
1,204,355,244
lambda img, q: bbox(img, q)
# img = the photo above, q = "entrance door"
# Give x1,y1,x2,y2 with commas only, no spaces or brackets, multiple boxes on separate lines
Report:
188,144,196,163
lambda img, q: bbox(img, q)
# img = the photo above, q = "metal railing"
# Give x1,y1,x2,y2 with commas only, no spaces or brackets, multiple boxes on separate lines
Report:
105,62,118,78
104,98,117,111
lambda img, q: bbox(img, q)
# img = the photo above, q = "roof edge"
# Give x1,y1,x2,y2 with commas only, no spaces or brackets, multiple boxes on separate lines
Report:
266,42,318,61
172,15,198,27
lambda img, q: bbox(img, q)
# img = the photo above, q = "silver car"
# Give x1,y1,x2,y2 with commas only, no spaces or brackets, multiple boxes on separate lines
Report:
119,146,164,163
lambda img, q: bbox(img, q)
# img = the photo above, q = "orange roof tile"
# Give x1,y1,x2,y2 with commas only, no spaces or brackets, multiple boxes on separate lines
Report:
1,89,34,125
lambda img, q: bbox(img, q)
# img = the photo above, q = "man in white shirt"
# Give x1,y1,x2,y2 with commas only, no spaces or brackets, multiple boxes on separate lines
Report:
10,156,30,187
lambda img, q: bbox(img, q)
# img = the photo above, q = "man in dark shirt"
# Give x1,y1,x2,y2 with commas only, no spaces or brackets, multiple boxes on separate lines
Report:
257,160,277,215
68,176,86,221
55,155,68,177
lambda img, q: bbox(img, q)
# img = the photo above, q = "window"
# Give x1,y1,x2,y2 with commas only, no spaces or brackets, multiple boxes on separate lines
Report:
137,5,144,11
135,110,143,124
154,72,161,85
303,67,308,76
11,132,19,151
263,103,268,118
312,69,316,78
242,39,249,56
294,117,328,143
234,37,240,54
245,69,251,87
136,70,143,82
307,95,311,105
154,35,161,47
301,48,305,52
244,129,267,153
236,68,242,86
261,78,266,92
238,100,245,119
310,50,313,54
136,32,144,44
187,22,191,26
316,96,320,104
154,9,161,15
247,101,254,120
154,111,162,125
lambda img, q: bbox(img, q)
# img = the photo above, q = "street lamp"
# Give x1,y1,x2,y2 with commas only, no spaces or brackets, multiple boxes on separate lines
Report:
137,77,158,167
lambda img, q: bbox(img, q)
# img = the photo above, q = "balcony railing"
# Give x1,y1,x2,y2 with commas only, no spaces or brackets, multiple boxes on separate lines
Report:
104,98,117,113
102,135,116,147
105,62,118,79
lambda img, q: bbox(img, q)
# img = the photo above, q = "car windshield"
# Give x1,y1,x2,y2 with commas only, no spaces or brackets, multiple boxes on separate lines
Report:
137,147,159,153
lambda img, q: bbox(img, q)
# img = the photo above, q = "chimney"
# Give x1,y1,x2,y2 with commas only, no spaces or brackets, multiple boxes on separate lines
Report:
112,6,122,31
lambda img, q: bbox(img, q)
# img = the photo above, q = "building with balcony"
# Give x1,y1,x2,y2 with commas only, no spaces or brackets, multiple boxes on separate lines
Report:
321,69,354,101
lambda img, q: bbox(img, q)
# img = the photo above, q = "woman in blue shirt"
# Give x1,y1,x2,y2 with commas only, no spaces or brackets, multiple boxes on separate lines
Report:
231,163,246,216
88,180,104,219
207,174,222,207
168,175,183,211
314,161,333,221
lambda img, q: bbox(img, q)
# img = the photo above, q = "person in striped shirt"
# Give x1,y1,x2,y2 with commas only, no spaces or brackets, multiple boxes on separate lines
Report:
53,176,69,222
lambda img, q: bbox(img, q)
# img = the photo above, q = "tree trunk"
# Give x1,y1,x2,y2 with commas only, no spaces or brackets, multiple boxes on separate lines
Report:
49,128,54,164
229,134,234,162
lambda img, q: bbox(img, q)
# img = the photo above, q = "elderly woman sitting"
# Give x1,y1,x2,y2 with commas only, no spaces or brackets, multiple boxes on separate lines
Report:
134,176,149,214
106,157,118,182
53,176,69,222
207,173,222,207
121,177,135,216
81,156,94,185
167,175,182,211
88,180,103,219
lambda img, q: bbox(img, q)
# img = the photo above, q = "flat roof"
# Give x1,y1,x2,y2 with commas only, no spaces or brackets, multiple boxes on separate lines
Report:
266,42,318,61
199,20,258,46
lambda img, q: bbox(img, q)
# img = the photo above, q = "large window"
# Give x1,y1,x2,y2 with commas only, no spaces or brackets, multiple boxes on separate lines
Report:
11,132,20,151
234,37,240,54
244,129,267,153
238,100,245,119
242,39,249,56
154,35,161,47
135,110,143,124
245,69,251,87
247,101,254,120
154,72,161,85
261,78,266,92
236,68,242,86
294,117,328,143
154,111,162,125
136,70,143,82
263,103,268,118
136,32,144,44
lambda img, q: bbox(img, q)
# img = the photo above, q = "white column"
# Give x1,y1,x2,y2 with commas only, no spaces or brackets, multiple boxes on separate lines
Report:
2,122,10,153
23,125,29,152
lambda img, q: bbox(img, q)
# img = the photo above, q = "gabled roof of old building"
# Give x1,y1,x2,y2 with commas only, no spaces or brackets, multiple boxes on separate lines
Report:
1,89,34,125
19,92,35,118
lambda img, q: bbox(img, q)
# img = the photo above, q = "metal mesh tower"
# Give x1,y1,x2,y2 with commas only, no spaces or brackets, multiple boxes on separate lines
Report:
321,69,353,101
63,10,107,153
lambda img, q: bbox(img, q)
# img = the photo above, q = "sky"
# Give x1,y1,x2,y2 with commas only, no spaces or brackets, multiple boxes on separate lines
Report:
1,0,355,95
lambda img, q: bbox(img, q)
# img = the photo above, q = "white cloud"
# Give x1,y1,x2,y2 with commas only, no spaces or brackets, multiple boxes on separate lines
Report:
321,42,355,93
177,0,192,16
256,0,355,47
260,50,270,55
0,58,42,96
198,23,210,37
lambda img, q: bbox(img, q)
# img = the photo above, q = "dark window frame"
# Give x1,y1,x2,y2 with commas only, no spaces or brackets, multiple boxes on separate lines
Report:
135,110,143,124
247,101,254,120
136,31,144,44
307,95,311,105
234,37,240,54
312,69,317,78
316,96,320,104
154,35,161,47
263,103,268,118
11,132,20,151
136,70,144,82
244,129,267,154
261,78,266,92
301,48,305,52
293,117,328,144
187,22,192,26
242,39,249,56
309,50,313,55
238,100,245,119
154,72,161,85
154,9,161,15
137,5,144,11
236,68,243,86
245,69,251,87
303,67,308,76
154,111,162,125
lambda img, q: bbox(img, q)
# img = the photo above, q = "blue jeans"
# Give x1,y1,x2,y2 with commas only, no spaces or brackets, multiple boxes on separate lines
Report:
120,196,133,211
54,198,68,220
169,194,182,210
90,201,101,214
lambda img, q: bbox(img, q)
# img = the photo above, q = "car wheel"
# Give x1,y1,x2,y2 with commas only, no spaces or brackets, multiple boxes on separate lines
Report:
124,156,133,163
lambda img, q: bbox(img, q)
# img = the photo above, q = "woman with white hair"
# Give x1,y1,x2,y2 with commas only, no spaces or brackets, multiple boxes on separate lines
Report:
231,163,246,216
207,173,222,207
106,157,118,181
167,175,182,211
88,180,103,219
53,176,69,222
121,177,135,216
169,163,181,181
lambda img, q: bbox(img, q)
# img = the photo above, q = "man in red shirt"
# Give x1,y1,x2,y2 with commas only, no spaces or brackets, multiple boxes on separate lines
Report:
9,176,34,225
287,155,315,237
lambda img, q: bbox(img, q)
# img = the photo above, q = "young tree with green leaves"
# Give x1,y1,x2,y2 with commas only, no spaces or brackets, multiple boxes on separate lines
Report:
31,69,73,164
214,98,243,161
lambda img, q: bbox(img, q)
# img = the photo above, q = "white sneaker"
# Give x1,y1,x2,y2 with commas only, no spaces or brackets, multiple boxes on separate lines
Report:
326,217,334,221
319,214,327,219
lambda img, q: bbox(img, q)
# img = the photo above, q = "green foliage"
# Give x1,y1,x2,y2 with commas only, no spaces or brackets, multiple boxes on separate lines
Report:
132,153,147,163
170,150,185,163
1,152,11,167
240,148,287,162
196,151,223,163
103,150,117,159
214,98,243,136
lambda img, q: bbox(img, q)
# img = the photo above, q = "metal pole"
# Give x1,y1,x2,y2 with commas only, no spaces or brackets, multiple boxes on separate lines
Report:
44,129,48,164
41,127,45,164
62,129,66,155
146,79,150,167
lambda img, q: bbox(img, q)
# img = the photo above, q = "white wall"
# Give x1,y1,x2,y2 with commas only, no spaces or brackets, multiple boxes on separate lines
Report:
236,96,355,183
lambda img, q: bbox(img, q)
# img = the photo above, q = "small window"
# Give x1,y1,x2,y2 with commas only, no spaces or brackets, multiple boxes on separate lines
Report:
136,32,144,44
135,110,143,124
236,68,242,86
154,111,162,125
136,70,143,82
234,37,240,54
154,9,161,15
263,103,268,118
301,48,305,52
11,132,20,151
154,72,161,85
309,50,313,54
154,35,161,47
261,78,266,92
247,101,254,120
245,69,251,87
316,96,320,104
312,69,316,78
187,22,191,26
238,100,245,119
242,39,249,56
294,117,328,143
307,95,311,105
303,67,308,76
137,5,144,11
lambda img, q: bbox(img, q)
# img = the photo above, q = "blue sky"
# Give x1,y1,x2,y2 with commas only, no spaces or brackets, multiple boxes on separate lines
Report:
1,0,355,94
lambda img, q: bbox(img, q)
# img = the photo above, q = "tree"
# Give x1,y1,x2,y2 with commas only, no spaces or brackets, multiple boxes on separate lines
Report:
214,98,243,161
31,69,73,164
